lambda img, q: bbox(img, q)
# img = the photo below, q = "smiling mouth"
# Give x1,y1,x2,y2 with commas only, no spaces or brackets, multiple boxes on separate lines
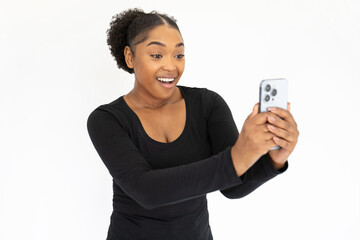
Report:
156,77,175,84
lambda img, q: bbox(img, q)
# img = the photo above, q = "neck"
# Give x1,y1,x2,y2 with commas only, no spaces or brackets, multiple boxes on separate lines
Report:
126,82,181,110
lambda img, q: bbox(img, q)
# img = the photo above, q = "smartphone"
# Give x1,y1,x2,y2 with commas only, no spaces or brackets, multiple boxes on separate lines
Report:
259,78,288,150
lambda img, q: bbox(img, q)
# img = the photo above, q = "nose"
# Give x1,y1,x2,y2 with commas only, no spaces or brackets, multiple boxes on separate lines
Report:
162,56,177,72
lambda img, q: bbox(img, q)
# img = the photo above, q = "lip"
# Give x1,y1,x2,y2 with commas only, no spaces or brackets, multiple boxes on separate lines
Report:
158,81,175,89
156,76,177,89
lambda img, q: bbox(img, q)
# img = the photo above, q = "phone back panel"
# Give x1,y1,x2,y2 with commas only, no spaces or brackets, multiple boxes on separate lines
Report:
259,78,288,112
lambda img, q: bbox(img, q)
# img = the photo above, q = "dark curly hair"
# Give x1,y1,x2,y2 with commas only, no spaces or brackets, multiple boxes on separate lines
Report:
106,8,181,74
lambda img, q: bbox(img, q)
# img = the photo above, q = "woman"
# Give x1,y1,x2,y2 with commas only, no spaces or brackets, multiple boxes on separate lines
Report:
87,8,299,240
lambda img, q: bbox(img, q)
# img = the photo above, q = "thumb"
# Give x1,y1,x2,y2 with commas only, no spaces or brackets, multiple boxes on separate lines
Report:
250,102,259,117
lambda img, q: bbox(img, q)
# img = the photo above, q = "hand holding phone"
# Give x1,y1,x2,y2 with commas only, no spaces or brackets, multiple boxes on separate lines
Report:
231,78,297,175
259,78,288,150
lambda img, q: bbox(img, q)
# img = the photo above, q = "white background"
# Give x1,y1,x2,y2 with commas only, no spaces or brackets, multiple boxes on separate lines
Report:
1,0,359,239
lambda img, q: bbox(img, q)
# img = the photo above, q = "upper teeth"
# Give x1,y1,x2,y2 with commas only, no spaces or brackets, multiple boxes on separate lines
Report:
157,78,175,82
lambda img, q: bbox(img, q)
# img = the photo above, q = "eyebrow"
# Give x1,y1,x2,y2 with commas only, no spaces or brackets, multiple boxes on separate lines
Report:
146,41,184,48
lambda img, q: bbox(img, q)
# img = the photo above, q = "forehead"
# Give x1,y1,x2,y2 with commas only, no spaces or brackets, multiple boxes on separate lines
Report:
144,25,183,45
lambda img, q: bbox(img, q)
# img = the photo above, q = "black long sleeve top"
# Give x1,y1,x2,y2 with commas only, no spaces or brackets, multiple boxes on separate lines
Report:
87,85,288,240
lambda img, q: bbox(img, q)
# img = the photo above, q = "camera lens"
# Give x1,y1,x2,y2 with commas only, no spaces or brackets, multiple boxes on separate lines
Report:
271,89,277,96
265,84,271,92
265,95,270,102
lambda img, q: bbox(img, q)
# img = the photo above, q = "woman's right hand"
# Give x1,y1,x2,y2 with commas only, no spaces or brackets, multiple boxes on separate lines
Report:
231,103,278,177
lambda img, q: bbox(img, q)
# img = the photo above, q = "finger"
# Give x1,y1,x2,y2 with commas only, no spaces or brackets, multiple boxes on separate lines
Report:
267,115,293,134
267,124,296,143
264,132,276,141
255,111,279,125
261,124,271,133
287,102,291,111
267,108,297,128
250,103,259,117
256,130,276,140
265,139,278,150
268,106,290,119
273,136,292,151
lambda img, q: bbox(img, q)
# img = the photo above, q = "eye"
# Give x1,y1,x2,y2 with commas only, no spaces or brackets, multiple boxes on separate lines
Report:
151,54,162,59
175,54,185,59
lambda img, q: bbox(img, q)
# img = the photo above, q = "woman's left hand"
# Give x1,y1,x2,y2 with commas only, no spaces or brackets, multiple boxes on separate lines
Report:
266,103,299,170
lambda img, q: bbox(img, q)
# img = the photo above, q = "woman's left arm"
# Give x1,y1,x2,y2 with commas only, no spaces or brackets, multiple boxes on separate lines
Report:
203,89,297,199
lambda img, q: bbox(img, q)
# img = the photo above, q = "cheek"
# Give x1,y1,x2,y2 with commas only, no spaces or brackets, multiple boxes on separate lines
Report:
136,59,158,77
135,60,159,82
177,61,185,74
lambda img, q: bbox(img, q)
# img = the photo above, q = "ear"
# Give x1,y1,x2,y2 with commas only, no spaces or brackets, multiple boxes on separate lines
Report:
124,46,134,69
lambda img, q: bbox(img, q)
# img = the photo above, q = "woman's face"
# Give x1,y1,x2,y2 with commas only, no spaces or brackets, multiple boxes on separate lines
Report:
125,25,185,100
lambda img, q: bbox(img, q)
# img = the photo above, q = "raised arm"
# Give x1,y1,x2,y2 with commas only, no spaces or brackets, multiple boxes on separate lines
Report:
87,108,244,210
202,89,288,199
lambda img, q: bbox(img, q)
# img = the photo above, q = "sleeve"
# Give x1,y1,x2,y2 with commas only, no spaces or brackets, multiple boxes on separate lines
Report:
202,89,288,199
87,107,245,210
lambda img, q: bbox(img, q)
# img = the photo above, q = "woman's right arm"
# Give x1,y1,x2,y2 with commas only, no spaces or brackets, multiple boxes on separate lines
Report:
87,108,244,210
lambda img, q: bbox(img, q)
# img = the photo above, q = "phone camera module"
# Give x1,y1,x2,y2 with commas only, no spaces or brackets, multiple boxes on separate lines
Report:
271,89,277,96
265,95,270,102
265,84,271,92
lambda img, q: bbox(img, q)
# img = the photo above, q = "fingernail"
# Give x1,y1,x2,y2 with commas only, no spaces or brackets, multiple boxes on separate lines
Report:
268,116,275,122
268,125,275,131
